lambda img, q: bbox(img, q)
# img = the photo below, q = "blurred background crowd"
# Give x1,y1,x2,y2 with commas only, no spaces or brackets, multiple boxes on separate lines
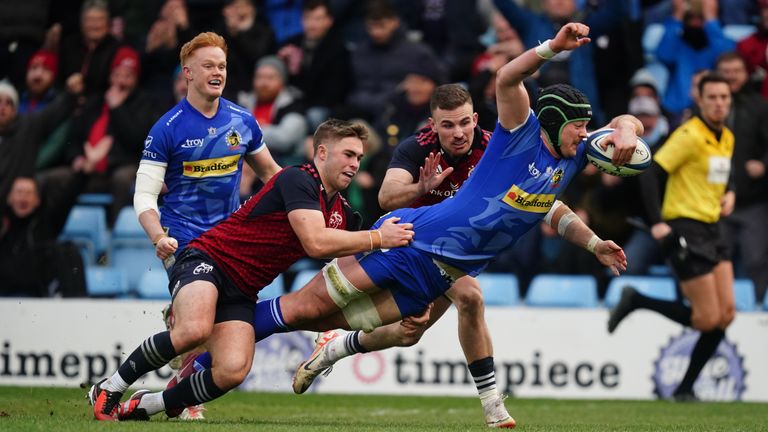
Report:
1,0,767,303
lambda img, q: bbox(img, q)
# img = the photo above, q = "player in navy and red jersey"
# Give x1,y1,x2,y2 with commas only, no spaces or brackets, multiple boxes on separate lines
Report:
89,119,415,422
293,85,518,428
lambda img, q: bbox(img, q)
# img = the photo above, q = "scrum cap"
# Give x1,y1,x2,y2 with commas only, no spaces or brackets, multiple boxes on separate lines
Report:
535,84,591,156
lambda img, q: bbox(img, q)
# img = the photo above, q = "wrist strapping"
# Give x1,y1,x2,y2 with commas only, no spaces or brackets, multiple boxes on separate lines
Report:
535,39,556,59
369,230,382,251
586,234,600,254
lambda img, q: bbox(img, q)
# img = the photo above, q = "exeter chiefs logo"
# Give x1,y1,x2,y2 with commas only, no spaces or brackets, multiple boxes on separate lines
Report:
550,167,564,188
226,129,242,149
328,211,343,229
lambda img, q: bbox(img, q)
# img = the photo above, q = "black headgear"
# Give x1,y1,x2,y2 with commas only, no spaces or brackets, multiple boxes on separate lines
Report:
535,84,592,156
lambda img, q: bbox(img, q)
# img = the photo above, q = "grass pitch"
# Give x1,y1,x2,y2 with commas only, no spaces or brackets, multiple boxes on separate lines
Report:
0,386,766,431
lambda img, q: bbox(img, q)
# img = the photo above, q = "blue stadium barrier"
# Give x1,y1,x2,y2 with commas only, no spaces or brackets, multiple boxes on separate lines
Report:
604,276,676,308
86,267,129,297
526,274,598,308
290,269,318,292
477,273,519,306
136,269,171,300
59,205,110,264
733,279,757,312
258,274,285,300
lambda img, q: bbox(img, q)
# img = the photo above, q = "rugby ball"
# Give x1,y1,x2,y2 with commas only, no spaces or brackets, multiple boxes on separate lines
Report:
585,129,651,177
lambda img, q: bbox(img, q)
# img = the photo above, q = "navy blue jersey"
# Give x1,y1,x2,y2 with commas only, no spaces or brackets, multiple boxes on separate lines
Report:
141,97,265,254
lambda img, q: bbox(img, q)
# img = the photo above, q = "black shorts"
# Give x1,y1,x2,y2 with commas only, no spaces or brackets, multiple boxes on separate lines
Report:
168,248,254,324
667,218,730,281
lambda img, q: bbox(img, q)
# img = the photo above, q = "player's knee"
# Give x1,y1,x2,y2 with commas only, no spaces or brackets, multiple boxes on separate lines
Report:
691,313,719,332
212,356,252,390
171,322,213,351
720,306,735,329
452,282,485,316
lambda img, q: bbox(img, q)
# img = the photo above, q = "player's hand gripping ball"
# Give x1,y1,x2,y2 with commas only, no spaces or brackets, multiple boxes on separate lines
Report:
585,129,651,177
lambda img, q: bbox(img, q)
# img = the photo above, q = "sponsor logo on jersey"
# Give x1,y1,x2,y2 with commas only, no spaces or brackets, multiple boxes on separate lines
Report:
528,162,541,178
181,138,206,148
144,136,153,148
166,109,182,126
226,129,242,149
550,167,564,188
208,127,217,136
328,211,343,229
182,154,241,178
502,184,555,213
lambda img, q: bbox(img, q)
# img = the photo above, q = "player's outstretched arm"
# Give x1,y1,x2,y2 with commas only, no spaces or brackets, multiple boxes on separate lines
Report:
544,200,627,275
288,210,414,258
496,22,591,131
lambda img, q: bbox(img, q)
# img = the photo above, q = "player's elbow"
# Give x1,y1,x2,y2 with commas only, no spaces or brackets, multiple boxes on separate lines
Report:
302,239,331,259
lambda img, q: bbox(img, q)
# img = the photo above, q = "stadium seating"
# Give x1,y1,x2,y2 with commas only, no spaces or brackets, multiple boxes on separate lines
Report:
258,274,285,300
59,205,109,264
525,274,598,308
290,270,318,292
77,193,114,206
111,248,163,291
112,206,147,246
733,279,757,312
477,273,519,306
136,269,171,300
723,24,757,42
86,267,128,297
604,276,677,308
641,23,665,62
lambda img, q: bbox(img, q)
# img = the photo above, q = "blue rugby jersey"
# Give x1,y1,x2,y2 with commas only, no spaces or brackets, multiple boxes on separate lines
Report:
141,97,265,254
384,111,589,275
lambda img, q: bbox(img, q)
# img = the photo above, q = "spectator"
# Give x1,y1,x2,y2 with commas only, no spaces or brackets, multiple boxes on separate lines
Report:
141,0,196,106
736,0,768,98
218,0,277,100
0,75,83,204
279,0,353,129
343,0,446,122
375,61,444,147
18,50,59,114
396,0,485,82
58,0,121,96
238,56,307,177
716,52,768,302
492,0,629,125
63,46,159,224
0,0,51,90
0,176,87,298
656,0,735,120
262,0,305,44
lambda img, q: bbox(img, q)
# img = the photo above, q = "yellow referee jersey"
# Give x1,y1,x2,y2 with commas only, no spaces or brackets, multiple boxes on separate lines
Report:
654,116,734,224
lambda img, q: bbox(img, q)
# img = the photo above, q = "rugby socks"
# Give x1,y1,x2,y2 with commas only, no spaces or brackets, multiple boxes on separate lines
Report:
633,293,692,326
137,391,165,415
108,331,177,392
163,369,226,410
345,331,369,354
253,297,291,342
675,328,725,395
195,352,212,369
469,357,500,405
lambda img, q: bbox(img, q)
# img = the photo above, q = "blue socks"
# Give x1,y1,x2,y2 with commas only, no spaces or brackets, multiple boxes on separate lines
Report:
253,297,290,342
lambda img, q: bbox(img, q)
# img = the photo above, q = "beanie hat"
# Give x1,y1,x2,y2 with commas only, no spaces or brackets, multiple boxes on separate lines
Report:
27,50,58,78
0,80,19,108
111,46,141,77
256,55,288,82
535,84,591,156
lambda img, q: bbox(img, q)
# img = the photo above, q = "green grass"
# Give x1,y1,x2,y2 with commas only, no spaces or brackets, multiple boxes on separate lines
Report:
0,386,766,431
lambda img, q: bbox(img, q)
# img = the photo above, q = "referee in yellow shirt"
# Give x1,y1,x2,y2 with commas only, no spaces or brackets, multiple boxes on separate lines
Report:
608,73,736,402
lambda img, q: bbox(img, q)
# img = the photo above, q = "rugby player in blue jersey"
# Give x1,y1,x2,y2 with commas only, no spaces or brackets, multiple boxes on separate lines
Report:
132,32,281,269
254,23,641,427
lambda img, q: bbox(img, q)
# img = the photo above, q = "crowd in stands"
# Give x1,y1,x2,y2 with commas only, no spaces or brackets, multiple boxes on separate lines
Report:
1,0,767,304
